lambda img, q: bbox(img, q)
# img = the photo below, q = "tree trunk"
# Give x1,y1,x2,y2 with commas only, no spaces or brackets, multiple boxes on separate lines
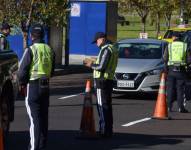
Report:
156,12,160,37
141,16,146,33
165,14,171,29
22,0,34,50
23,31,28,50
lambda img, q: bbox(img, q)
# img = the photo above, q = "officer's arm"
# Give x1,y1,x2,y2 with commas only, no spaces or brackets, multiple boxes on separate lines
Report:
91,48,111,72
163,46,169,64
51,50,56,77
187,48,191,65
163,45,169,72
18,48,32,85
0,37,5,50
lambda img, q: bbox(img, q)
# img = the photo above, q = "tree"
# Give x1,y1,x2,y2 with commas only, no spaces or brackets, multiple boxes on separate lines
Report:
130,0,152,33
0,0,70,48
150,0,176,36
183,0,191,23
150,0,162,37
163,0,177,29
115,0,131,15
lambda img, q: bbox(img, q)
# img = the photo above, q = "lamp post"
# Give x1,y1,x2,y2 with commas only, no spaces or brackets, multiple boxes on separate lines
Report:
180,0,184,24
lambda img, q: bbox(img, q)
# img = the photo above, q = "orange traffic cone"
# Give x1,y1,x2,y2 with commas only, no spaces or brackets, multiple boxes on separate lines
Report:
79,79,96,138
153,72,169,119
0,128,4,150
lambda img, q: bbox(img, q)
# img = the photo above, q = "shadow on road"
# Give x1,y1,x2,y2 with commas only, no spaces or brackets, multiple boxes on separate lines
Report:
112,92,157,101
6,130,186,150
50,86,84,96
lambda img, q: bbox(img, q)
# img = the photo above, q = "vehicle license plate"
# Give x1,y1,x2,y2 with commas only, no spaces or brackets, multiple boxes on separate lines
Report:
117,80,134,88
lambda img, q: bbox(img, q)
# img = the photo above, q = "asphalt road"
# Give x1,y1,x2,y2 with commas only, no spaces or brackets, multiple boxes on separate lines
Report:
6,68,191,150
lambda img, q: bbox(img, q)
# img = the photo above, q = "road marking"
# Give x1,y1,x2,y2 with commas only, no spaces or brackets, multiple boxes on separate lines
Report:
122,117,151,127
58,93,84,100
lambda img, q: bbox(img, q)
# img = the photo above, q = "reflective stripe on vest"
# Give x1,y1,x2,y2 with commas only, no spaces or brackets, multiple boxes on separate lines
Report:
93,44,118,80
168,41,187,66
0,33,9,50
30,43,52,80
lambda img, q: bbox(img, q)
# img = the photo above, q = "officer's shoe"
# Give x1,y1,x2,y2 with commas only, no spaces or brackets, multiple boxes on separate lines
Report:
178,108,189,113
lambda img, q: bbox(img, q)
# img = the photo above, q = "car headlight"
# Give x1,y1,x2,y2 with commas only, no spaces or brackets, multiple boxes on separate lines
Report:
145,69,162,75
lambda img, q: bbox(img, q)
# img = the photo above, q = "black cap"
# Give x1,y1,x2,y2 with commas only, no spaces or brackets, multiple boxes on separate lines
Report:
1,23,11,30
31,24,44,37
92,32,106,44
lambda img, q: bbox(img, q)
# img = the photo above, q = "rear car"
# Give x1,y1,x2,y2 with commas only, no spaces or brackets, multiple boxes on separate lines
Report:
0,50,19,132
160,25,191,43
113,38,167,93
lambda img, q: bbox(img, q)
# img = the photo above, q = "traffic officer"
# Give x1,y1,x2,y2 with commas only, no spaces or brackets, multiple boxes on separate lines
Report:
0,22,11,50
84,32,118,137
164,32,189,113
18,24,55,150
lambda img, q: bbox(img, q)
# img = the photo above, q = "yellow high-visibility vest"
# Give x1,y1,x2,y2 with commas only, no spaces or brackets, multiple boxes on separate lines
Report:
30,43,53,80
93,44,118,80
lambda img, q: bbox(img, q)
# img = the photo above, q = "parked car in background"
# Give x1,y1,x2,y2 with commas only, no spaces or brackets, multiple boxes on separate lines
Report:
159,24,191,43
113,38,167,93
0,49,19,132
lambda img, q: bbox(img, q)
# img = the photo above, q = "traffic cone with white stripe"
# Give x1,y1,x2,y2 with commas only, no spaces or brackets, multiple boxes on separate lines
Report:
0,128,4,150
153,72,169,119
79,79,96,138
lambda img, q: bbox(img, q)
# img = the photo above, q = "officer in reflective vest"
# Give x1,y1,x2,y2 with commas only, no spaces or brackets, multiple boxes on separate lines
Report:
18,24,55,150
164,32,188,113
0,22,11,50
84,32,118,138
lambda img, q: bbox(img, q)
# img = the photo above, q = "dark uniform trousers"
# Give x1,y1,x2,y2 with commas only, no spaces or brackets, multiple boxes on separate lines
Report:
167,67,187,110
94,79,113,137
25,78,49,150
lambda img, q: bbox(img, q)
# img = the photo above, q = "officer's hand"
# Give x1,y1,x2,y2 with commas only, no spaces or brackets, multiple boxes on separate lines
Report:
84,61,92,68
83,58,93,68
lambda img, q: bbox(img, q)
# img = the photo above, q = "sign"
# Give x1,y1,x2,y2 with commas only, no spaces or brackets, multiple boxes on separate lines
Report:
117,80,134,88
139,32,148,39
71,3,81,17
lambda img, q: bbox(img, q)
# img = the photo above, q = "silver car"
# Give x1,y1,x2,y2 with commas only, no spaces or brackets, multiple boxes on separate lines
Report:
113,38,167,93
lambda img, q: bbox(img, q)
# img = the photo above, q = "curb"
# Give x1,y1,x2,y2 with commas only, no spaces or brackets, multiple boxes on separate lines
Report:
53,65,92,76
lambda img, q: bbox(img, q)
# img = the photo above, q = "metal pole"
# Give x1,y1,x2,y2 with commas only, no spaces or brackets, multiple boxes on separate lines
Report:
180,0,184,24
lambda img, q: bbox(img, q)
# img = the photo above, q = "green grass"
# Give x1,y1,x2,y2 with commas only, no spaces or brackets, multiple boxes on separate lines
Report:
117,23,167,40
117,15,177,40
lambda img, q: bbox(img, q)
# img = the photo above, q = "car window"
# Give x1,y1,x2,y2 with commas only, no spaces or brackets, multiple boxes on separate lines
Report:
118,43,162,59
164,30,185,38
183,31,191,42
164,30,191,41
164,30,173,38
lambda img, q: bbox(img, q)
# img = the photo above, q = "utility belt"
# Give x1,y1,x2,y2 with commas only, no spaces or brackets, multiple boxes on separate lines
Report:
168,64,186,72
29,77,49,86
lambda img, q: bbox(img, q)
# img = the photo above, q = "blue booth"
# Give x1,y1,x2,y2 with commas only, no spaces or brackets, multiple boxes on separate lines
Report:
69,0,117,63
8,25,49,60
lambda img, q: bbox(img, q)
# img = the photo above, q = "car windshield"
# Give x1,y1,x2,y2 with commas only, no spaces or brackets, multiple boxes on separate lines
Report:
118,43,162,59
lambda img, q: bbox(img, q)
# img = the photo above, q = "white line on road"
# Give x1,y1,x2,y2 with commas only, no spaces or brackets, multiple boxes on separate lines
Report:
122,117,151,127
58,93,84,100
